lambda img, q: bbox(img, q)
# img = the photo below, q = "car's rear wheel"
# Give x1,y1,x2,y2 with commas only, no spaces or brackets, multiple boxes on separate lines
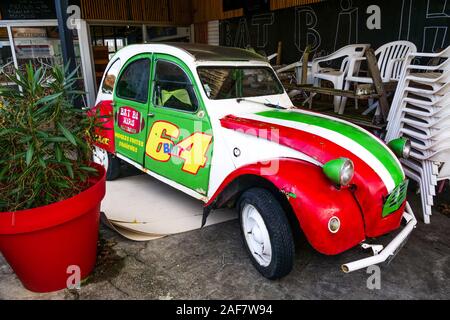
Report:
238,188,295,279
92,146,121,181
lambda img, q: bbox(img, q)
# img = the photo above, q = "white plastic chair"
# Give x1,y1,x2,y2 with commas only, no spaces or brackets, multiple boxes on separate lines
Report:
311,44,370,112
339,41,417,114
386,46,450,223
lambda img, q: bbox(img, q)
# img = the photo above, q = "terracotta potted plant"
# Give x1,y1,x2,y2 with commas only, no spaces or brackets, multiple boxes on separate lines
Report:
0,63,106,293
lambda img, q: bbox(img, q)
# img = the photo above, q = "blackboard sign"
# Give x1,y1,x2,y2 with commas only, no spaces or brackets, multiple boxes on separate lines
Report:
0,0,56,20
220,0,450,64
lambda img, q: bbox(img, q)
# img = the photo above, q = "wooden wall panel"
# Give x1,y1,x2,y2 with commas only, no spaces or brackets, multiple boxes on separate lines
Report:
80,0,192,24
192,0,242,23
171,0,193,25
141,0,169,22
81,0,128,21
194,22,208,44
270,0,323,11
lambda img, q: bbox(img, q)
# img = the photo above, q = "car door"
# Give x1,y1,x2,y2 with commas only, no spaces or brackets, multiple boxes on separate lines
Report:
144,54,213,195
113,54,152,164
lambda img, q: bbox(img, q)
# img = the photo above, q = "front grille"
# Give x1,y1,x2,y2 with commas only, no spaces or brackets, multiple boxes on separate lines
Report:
382,180,409,217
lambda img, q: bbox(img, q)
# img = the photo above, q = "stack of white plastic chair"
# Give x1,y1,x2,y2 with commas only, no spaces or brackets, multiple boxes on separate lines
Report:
386,46,450,223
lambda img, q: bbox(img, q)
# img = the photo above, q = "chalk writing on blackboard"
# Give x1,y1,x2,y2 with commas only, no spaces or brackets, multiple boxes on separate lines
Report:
0,0,55,20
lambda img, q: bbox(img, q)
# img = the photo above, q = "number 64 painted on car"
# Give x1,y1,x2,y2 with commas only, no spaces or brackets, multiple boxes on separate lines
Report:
90,43,417,279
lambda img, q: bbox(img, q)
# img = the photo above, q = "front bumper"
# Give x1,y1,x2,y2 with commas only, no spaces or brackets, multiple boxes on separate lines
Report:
341,202,417,273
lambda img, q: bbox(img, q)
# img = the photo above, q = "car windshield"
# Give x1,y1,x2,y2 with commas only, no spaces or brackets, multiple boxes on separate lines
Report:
197,66,284,100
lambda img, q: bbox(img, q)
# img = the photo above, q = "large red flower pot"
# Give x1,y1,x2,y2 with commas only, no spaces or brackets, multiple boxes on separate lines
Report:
0,163,106,293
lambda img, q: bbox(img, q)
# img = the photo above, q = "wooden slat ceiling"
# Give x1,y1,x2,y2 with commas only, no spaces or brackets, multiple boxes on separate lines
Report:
80,0,323,24
270,0,323,11
80,0,192,24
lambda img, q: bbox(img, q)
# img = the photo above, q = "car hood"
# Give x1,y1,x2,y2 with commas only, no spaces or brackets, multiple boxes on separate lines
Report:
220,108,405,194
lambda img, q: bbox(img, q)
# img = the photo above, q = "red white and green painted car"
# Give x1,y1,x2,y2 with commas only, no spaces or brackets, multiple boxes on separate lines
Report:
91,43,417,279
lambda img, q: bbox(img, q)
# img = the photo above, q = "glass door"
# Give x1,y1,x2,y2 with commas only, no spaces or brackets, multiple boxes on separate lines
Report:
10,26,86,106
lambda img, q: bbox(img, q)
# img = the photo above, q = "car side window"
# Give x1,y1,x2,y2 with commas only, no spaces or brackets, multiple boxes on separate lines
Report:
153,60,198,112
116,58,150,103
101,59,121,94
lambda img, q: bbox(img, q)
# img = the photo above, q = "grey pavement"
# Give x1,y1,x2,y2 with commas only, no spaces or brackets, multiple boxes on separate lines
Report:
0,189,449,300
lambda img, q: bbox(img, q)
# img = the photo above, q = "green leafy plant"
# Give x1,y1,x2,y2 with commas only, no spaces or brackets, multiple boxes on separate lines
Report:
0,63,102,212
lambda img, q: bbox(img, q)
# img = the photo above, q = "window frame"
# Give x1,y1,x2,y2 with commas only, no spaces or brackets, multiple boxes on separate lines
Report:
152,58,200,114
196,65,285,101
115,57,151,104
101,58,121,95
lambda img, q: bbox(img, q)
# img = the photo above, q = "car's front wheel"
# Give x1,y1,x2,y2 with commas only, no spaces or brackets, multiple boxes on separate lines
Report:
238,188,295,279
92,146,121,181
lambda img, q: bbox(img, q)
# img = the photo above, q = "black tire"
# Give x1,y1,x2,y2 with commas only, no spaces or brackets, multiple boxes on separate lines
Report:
238,188,295,279
106,153,121,181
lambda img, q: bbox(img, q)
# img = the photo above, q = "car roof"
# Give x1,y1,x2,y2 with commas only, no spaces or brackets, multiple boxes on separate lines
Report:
162,43,268,62
117,43,268,63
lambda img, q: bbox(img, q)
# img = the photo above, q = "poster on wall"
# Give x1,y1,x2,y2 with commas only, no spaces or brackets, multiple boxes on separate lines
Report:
220,0,450,64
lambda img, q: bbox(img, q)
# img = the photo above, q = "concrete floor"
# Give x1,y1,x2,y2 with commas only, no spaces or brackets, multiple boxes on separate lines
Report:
0,183,449,300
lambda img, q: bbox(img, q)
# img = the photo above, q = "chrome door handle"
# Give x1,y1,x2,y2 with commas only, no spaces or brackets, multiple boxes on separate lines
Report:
147,112,155,118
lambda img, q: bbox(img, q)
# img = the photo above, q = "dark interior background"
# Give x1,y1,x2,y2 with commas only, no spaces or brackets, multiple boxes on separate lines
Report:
220,0,450,64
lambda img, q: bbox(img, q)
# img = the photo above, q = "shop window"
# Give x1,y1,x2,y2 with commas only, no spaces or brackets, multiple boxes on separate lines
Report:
153,60,198,112
116,58,150,103
0,27,14,87
101,59,121,94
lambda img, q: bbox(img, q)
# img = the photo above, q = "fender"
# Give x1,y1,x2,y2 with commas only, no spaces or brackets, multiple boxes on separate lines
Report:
205,158,366,255
88,100,115,154
220,113,405,238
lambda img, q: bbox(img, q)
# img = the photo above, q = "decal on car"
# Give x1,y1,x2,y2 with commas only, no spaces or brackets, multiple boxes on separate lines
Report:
118,106,144,134
146,120,213,175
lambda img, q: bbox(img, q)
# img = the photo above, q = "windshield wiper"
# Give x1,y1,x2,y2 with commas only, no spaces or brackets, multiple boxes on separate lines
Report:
236,98,286,110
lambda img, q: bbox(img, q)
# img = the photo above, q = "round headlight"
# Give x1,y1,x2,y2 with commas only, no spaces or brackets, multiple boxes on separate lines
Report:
323,158,354,186
388,137,411,159
328,216,341,233
402,139,411,159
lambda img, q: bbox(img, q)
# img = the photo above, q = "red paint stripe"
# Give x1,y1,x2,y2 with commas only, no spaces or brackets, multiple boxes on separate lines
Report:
220,115,383,187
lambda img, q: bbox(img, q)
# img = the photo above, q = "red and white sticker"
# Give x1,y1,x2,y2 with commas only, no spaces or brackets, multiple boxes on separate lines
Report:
118,106,143,134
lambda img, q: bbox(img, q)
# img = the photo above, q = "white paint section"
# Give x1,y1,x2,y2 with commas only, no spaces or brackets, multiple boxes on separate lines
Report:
207,20,220,46
241,113,397,192
116,154,207,201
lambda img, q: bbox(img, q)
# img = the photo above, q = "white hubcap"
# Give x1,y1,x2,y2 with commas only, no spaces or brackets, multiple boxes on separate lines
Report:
92,146,109,171
242,204,272,267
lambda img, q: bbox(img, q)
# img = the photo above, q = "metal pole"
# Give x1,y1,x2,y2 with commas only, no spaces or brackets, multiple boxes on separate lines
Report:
6,25,19,70
55,0,76,73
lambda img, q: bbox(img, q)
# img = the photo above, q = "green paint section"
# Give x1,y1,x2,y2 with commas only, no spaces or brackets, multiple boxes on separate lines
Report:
287,192,297,199
387,137,408,158
144,53,213,195
323,158,347,185
382,180,409,217
257,110,404,186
